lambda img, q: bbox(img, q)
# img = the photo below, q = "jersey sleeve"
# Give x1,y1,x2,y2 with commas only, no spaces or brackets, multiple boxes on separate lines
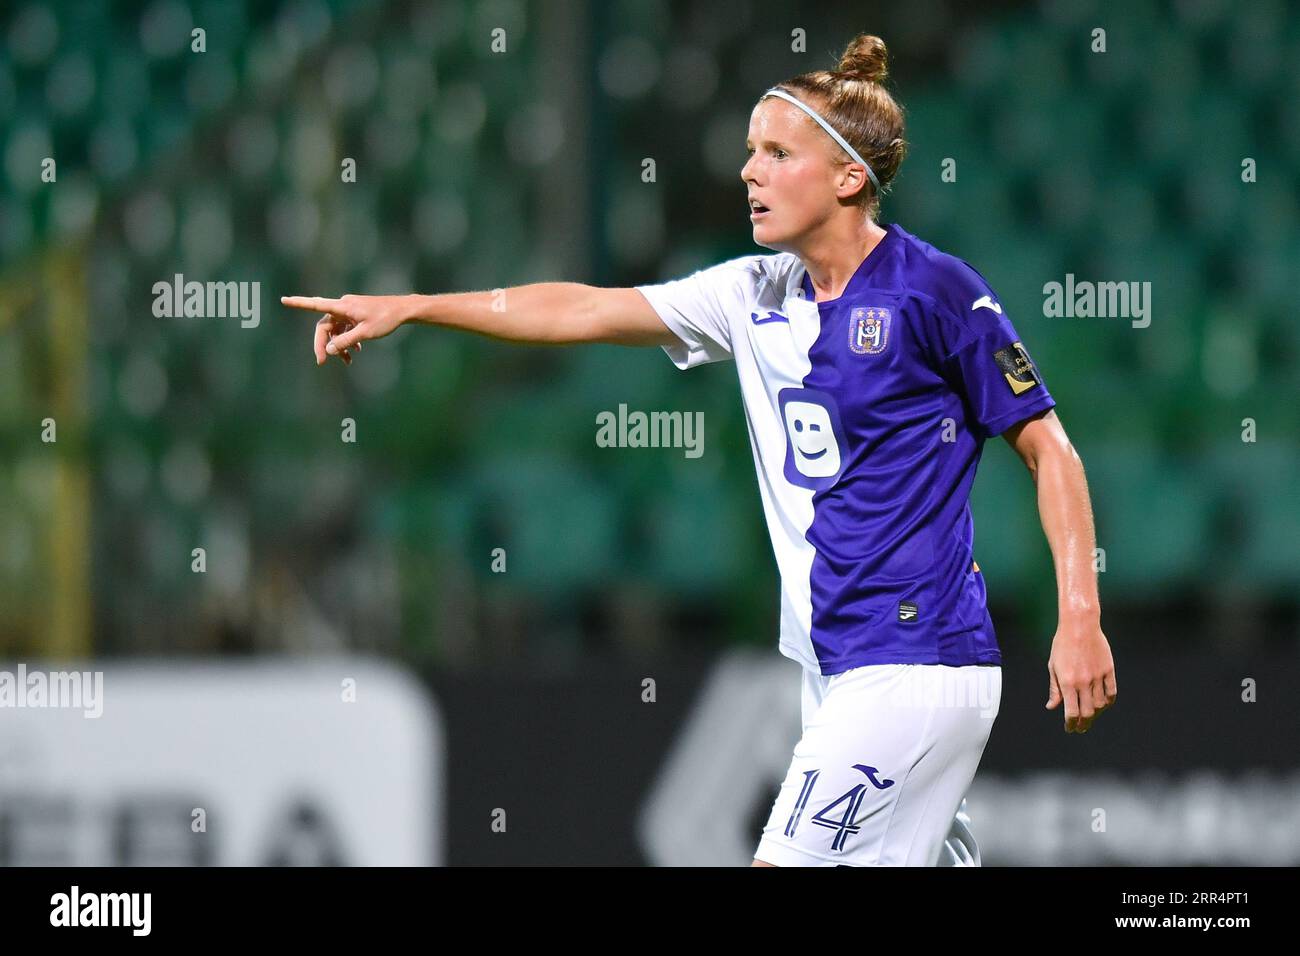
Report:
924,260,1057,438
635,257,753,370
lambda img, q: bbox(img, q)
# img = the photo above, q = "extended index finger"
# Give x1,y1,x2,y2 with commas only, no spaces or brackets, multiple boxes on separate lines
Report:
281,295,343,313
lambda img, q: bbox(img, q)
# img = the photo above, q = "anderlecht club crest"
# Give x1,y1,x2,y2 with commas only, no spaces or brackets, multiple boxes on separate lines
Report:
849,306,891,355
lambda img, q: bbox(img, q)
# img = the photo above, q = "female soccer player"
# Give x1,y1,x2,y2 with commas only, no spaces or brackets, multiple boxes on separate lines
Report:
283,33,1116,867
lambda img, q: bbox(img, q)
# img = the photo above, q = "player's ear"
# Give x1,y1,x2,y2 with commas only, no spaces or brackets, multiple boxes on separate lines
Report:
837,163,868,201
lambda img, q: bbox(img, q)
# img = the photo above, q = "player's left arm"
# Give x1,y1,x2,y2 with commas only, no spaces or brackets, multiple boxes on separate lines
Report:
1002,408,1117,734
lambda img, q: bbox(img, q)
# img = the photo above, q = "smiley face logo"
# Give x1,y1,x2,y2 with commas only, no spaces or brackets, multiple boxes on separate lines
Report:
779,388,846,490
785,402,838,474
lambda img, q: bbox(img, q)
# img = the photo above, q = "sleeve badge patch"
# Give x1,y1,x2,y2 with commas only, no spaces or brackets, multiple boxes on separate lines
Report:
992,341,1042,395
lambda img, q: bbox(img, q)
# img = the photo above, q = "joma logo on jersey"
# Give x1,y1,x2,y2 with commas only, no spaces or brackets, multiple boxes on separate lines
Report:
848,307,891,354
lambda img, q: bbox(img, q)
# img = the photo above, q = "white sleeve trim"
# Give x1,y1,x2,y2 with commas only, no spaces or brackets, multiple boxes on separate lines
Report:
635,257,758,371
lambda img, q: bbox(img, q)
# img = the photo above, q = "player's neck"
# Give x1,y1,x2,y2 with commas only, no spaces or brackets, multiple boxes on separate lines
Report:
798,220,888,303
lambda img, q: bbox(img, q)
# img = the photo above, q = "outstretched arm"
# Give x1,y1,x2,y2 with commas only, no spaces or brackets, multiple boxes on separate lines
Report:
1002,408,1117,733
281,285,678,365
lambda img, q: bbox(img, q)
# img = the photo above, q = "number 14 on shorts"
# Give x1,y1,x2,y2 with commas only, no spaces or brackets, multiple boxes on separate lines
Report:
784,766,896,852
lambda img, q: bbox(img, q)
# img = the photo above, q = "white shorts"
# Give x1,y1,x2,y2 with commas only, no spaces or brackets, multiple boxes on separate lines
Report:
754,662,1001,867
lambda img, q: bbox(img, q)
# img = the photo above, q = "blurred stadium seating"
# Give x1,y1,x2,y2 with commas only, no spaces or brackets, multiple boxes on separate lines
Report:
2,0,1296,672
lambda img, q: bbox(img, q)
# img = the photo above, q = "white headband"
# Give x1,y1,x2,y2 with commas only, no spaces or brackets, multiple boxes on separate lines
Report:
761,87,882,194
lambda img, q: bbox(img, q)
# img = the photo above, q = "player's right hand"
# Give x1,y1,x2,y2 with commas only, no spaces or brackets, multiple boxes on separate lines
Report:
281,294,413,366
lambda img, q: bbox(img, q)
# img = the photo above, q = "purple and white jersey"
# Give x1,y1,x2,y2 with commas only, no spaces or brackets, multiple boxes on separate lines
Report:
636,222,1055,675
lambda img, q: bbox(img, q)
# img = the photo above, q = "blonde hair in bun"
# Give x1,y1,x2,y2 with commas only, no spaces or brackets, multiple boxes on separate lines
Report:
766,33,908,220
